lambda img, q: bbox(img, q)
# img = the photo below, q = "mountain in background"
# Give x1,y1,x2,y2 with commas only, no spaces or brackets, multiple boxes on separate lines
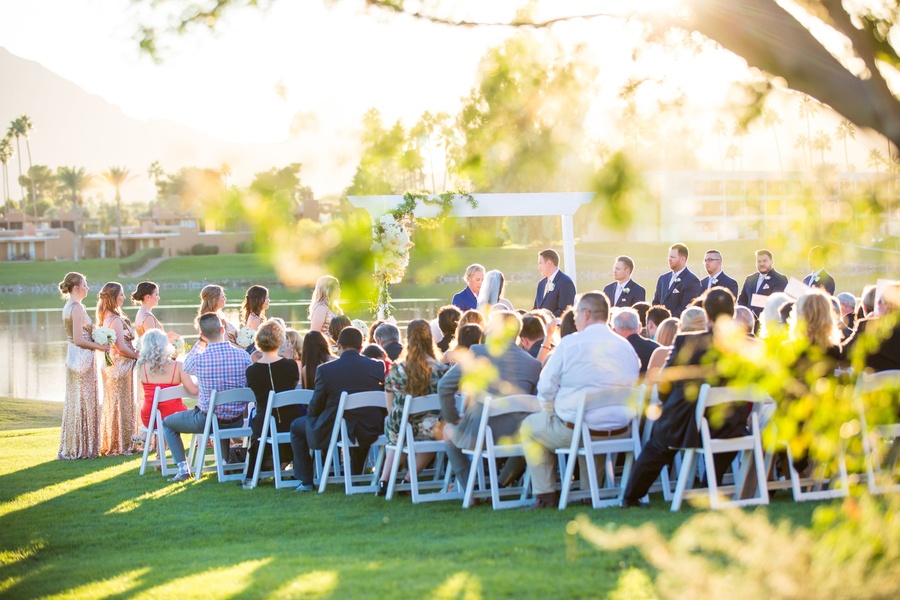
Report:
0,47,357,202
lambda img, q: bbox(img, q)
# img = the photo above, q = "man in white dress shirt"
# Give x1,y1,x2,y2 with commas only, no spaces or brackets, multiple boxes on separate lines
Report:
520,291,641,508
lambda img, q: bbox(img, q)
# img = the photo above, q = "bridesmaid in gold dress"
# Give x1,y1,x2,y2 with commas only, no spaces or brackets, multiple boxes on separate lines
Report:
132,281,179,342
308,275,342,337
58,272,108,460
97,282,140,456
197,284,241,349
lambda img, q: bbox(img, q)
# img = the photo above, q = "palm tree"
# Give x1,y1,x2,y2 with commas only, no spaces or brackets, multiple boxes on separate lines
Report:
812,130,832,165
798,96,818,170
9,116,36,217
712,118,727,170
733,122,748,171
725,142,740,171
795,134,810,172
7,119,24,210
835,119,856,172
101,166,133,258
0,136,13,224
57,166,93,263
762,109,783,173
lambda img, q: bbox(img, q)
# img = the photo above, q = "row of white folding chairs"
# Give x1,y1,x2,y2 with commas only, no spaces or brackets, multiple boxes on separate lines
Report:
139,384,201,477
855,369,900,495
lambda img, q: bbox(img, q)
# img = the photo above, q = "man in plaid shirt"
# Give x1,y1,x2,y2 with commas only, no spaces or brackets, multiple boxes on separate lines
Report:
163,313,252,482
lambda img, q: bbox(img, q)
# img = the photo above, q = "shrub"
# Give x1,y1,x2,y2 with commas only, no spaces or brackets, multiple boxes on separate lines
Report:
190,243,219,256
235,239,255,254
120,247,164,274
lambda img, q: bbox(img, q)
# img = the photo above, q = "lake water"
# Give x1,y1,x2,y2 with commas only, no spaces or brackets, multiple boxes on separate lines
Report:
0,299,443,402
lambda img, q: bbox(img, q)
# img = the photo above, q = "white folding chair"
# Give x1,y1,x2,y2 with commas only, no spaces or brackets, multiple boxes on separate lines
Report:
244,388,313,489
856,370,900,495
316,390,388,495
556,385,646,509
384,393,457,502
671,384,769,511
139,385,199,476
193,388,255,483
462,394,541,510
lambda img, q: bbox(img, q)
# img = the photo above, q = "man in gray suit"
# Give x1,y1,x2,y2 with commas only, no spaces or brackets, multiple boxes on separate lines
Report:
438,311,542,487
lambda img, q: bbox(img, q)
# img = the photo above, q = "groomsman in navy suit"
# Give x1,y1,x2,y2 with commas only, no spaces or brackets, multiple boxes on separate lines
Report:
802,246,836,295
738,249,789,316
603,255,646,308
533,248,576,317
651,243,702,318
699,249,739,298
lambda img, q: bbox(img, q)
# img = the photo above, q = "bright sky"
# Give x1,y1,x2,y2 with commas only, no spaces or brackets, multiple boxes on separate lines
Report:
0,0,879,193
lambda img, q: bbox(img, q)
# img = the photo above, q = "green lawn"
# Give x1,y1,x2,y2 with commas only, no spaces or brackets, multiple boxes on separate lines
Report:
0,399,833,599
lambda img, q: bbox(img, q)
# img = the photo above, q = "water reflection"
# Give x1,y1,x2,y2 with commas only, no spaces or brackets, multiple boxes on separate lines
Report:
0,299,440,402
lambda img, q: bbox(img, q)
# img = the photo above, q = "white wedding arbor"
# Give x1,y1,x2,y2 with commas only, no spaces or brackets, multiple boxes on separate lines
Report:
347,192,594,286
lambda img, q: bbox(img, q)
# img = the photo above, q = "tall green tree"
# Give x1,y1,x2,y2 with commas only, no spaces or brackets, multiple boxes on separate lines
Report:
17,165,58,216
811,130,832,166
57,166,93,263
8,116,36,217
102,166,133,258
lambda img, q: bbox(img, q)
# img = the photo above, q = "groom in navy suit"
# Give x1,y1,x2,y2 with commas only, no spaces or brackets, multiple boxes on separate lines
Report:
802,246,836,295
602,255,646,308
699,249,739,298
651,243,702,318
533,248,576,317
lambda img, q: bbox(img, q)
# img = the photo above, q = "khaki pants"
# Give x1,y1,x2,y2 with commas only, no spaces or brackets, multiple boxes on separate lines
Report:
521,411,618,495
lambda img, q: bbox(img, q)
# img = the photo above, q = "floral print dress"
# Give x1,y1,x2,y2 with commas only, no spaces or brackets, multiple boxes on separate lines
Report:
384,358,449,444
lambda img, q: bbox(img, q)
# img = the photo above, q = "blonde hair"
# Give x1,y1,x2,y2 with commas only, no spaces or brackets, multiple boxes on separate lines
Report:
58,272,84,299
96,282,126,324
198,285,224,318
791,290,842,348
308,275,342,318
680,307,708,333
285,329,303,362
655,317,680,346
255,319,286,352
456,309,485,339
136,329,173,374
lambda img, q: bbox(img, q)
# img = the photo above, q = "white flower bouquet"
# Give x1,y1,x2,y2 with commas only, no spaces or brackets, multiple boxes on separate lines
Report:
237,326,256,348
93,326,116,366
173,337,188,356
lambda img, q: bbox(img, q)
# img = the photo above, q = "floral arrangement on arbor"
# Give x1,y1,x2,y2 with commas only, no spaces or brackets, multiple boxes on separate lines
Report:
371,190,476,317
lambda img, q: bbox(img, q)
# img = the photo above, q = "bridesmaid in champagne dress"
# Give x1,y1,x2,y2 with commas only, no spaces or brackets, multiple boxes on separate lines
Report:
58,272,108,459
197,284,242,349
308,275,341,337
97,281,140,456
132,281,179,342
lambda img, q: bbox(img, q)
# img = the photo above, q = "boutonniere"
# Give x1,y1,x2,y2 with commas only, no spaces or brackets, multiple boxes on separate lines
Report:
764,275,771,281
622,287,630,294
814,275,821,283
711,279,718,285
673,278,681,284
546,282,555,292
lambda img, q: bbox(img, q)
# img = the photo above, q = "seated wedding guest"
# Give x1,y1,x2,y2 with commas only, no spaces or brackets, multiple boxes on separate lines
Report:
478,269,514,313
363,344,390,376
368,319,385,345
378,320,450,494
309,275,342,336
623,288,745,507
442,323,484,365
163,313,252,483
137,329,197,428
837,292,858,330
519,314,547,359
680,306,708,333
779,300,795,325
328,314,352,348
759,292,792,339
374,322,404,361
559,308,578,338
458,309,485,329
244,320,300,485
284,328,303,369
632,302,651,337
438,311,541,487
603,255,647,308
803,246,836,295
529,308,555,325
241,285,269,332
300,331,335,389
521,291,641,508
843,282,900,371
452,264,485,312
436,305,462,353
132,281,178,341
861,285,877,318
289,327,386,491
612,308,658,374
351,318,369,338
738,249,789,317
734,306,757,336
646,305,671,341
645,317,680,384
